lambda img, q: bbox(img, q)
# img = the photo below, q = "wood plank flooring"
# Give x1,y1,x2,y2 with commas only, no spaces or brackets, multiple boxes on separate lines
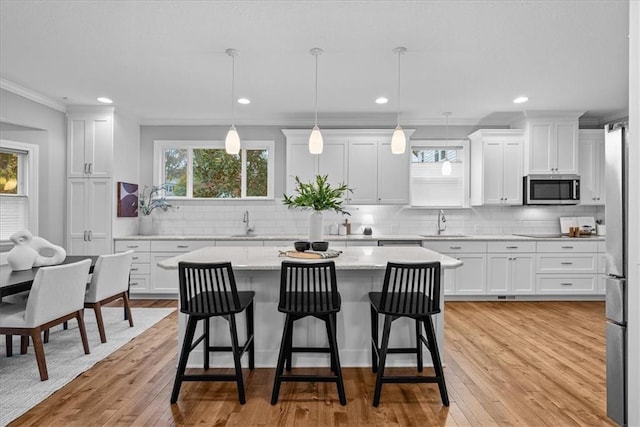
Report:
8,300,615,426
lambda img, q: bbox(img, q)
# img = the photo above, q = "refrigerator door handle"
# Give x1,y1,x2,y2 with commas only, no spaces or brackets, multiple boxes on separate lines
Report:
605,277,626,325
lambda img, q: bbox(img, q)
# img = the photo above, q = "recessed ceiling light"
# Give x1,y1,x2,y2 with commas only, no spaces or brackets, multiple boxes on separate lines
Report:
97,97,113,104
513,96,529,104
375,97,388,104
237,98,251,105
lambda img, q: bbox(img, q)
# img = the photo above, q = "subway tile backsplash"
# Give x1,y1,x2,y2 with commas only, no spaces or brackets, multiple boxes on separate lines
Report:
150,203,604,237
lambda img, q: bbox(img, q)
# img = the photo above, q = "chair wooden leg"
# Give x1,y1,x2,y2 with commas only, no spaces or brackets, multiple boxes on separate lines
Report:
284,316,293,372
271,314,293,405
171,315,198,404
6,335,12,357
21,335,28,354
423,316,449,406
416,319,423,372
370,304,379,373
63,321,68,330
30,328,48,381
246,300,255,370
228,314,246,405
43,329,49,343
203,317,210,370
122,292,134,327
76,310,90,354
93,303,107,343
373,315,393,407
326,314,346,405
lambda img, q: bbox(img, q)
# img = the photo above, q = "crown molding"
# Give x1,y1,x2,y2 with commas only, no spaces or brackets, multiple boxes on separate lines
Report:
0,78,66,112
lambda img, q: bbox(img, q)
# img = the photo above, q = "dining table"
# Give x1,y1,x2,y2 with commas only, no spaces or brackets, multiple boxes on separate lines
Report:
0,255,99,300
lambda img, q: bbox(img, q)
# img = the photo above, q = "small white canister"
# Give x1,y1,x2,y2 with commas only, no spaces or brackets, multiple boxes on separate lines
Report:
338,224,347,236
596,224,606,236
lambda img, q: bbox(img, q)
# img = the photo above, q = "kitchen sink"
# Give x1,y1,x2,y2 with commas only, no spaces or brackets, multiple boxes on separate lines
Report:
420,234,468,238
229,234,260,238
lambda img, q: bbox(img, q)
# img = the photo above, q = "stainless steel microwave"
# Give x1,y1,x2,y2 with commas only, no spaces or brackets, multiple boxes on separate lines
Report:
523,174,580,205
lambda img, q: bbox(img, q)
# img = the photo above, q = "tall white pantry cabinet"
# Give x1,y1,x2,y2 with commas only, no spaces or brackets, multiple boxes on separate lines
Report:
66,107,114,255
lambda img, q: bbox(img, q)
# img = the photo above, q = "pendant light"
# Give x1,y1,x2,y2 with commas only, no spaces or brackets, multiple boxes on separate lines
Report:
224,48,240,155
309,48,324,154
442,112,452,176
391,46,407,154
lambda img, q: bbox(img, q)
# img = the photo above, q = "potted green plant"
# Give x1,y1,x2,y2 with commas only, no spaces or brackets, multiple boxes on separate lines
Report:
283,175,351,241
139,184,172,235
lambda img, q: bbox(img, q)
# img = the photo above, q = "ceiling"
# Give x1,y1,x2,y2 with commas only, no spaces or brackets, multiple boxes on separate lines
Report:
0,1,630,126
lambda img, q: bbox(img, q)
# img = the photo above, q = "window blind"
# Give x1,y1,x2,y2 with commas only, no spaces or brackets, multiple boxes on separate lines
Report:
0,195,28,241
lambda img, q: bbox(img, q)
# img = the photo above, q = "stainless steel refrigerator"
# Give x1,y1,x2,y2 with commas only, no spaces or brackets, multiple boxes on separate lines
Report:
604,122,629,426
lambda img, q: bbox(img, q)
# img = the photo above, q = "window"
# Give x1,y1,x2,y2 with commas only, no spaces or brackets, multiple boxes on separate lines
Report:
410,140,469,207
154,140,275,199
0,140,39,241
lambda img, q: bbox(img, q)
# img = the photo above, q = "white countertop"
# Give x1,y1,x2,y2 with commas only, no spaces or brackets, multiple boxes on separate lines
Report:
115,233,604,242
157,246,464,271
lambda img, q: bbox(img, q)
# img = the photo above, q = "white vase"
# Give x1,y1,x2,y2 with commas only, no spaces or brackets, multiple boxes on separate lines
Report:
309,211,324,242
139,215,154,235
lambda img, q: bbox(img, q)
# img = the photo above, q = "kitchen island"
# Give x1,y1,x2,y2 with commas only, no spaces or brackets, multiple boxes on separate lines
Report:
158,246,462,368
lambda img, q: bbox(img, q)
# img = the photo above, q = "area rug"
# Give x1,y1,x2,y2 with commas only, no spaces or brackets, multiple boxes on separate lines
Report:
0,307,175,426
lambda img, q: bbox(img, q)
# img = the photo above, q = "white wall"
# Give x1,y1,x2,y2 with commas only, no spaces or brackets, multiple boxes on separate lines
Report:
0,89,66,246
112,110,140,237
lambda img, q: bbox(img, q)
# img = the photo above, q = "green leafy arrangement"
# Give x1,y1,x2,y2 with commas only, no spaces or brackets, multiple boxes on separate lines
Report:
139,184,172,216
283,175,352,215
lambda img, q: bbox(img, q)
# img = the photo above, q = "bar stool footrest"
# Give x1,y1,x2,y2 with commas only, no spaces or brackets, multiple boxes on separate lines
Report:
277,374,341,383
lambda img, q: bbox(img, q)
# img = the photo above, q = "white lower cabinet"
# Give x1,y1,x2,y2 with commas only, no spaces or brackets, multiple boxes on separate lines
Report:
535,241,598,295
487,254,535,294
115,240,151,293
424,241,487,296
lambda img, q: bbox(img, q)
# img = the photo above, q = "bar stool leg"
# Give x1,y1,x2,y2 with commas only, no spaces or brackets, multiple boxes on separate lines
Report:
326,314,337,373
370,304,379,373
246,301,255,370
423,316,449,406
203,317,210,370
171,315,198,404
326,314,346,405
284,319,293,371
271,314,293,405
416,319,423,372
373,315,393,407
228,314,246,404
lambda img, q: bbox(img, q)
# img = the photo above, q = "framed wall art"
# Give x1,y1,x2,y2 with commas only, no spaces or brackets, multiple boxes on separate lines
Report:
117,182,139,217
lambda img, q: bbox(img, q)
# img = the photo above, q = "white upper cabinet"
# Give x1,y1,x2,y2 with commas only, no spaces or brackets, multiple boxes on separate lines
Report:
284,129,413,205
67,107,114,178
515,112,582,175
579,129,606,205
469,129,524,206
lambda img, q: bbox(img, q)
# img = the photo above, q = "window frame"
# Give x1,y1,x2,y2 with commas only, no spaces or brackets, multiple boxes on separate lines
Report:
0,139,39,242
153,140,275,200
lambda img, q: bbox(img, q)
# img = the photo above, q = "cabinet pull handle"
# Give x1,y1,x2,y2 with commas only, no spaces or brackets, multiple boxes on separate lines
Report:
450,246,462,250
88,163,92,174
126,245,139,248
132,256,139,260
561,246,574,249
130,267,138,271
130,282,139,286
560,282,573,286
83,230,87,241
560,262,573,265
506,246,518,249
88,230,92,241
177,245,189,248
83,163,88,174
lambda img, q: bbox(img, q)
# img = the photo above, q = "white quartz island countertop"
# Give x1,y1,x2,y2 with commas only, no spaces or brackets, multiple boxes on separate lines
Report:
157,245,463,271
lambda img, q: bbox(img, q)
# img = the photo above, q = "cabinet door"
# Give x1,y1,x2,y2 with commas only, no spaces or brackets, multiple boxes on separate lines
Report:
529,122,554,173
67,179,88,254
150,253,180,293
67,113,113,178
453,254,486,295
318,140,347,189
286,141,317,195
579,134,598,204
555,121,578,173
511,255,535,294
347,140,377,204
482,142,505,204
487,254,510,294
502,140,523,204
85,179,111,255
377,142,409,204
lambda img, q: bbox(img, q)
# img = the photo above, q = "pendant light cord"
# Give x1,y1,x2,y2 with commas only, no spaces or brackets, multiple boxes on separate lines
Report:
314,51,318,126
231,53,236,126
396,49,401,126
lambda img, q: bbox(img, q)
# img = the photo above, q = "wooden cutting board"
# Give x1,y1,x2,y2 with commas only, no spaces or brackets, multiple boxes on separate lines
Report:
280,250,342,259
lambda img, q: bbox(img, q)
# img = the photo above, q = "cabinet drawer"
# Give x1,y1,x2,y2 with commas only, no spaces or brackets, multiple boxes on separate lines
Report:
487,241,536,253
536,241,598,253
423,241,487,253
150,240,212,252
129,263,151,275
597,253,607,274
535,275,597,293
115,240,151,252
536,254,597,273
128,275,150,293
130,252,150,263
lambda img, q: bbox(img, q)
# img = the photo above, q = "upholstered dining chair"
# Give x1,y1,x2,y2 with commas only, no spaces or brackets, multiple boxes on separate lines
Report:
0,259,92,381
84,250,134,343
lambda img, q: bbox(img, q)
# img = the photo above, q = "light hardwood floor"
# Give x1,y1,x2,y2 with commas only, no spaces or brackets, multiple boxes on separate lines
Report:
9,300,615,426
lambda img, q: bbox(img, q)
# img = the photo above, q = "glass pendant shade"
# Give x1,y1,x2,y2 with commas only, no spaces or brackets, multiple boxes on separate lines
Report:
309,125,324,154
391,125,406,154
225,125,240,155
441,160,452,176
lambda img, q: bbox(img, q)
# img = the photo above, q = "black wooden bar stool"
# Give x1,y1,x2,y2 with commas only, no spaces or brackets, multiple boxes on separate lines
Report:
369,261,449,407
170,262,255,404
270,260,346,405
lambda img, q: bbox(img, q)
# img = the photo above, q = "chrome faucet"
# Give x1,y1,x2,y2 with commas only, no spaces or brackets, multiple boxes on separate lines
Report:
242,210,254,235
437,209,447,235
